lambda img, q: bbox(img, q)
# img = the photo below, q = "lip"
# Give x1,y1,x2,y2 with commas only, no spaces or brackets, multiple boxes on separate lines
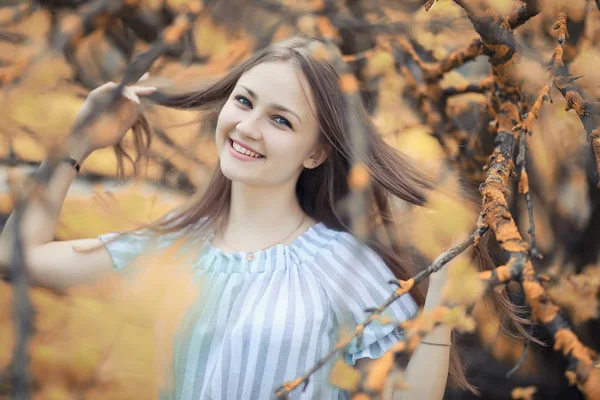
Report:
229,138,264,156
228,138,265,162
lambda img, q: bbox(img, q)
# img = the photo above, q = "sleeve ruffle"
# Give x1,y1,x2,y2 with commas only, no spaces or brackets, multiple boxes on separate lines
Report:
98,230,152,273
311,231,419,367
344,323,405,366
97,228,190,274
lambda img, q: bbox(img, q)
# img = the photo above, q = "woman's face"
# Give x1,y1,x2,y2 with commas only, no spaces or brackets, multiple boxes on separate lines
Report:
215,60,325,186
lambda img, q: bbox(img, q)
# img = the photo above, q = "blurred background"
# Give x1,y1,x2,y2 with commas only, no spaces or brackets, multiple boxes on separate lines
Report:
0,0,599,398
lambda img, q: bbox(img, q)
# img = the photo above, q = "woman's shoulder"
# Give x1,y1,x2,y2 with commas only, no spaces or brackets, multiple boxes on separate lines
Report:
300,222,380,262
302,224,419,323
309,224,372,252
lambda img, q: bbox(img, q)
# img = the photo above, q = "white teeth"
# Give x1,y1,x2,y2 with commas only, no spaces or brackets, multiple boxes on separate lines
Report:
231,140,262,158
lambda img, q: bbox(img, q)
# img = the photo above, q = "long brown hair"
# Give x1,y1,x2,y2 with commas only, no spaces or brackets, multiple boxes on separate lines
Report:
98,36,529,393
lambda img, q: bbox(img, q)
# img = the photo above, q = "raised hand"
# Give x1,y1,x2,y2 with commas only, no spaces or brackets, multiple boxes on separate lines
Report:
70,73,157,157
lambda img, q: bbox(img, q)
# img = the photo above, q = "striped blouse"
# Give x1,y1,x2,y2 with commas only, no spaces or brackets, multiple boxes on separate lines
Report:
98,221,418,399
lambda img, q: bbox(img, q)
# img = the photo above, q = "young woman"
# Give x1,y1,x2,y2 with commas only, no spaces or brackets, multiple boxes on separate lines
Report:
0,37,523,399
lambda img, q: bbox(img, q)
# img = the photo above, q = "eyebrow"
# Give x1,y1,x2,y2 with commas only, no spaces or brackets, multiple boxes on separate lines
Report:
238,85,302,123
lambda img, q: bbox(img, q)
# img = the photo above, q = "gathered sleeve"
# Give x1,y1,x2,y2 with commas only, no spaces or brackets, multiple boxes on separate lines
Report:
98,227,196,277
311,231,419,366
98,230,155,274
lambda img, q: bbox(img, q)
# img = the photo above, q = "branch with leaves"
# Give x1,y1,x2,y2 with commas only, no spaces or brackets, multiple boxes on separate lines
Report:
275,227,488,398
393,36,490,180
2,0,600,398
445,1,600,396
277,1,600,398
0,1,218,397
548,13,600,187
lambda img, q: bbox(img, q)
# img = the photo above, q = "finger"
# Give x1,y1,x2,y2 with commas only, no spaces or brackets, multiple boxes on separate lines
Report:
128,86,157,96
91,81,117,94
123,87,141,105
138,72,150,82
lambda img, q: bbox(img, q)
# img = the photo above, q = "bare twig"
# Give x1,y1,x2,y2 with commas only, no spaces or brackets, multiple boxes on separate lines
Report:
442,76,494,98
549,13,600,184
517,130,542,260
396,37,482,83
507,0,541,30
453,1,600,395
275,227,487,397
8,204,33,400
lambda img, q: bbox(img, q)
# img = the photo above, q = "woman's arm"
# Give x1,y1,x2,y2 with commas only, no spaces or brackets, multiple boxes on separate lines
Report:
0,144,115,292
392,273,450,400
353,271,451,400
0,141,89,251
0,81,155,291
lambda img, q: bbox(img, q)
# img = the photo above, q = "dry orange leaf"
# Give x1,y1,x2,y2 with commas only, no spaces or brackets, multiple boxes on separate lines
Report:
329,358,361,392
511,386,537,400
348,163,370,190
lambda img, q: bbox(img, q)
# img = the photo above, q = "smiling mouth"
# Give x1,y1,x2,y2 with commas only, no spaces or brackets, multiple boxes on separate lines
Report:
229,138,265,158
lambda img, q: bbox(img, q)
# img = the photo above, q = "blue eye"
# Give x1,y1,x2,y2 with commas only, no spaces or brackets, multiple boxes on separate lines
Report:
273,116,292,129
234,94,293,129
234,95,252,107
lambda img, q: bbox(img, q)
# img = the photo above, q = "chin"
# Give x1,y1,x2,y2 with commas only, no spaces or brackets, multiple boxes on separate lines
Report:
219,159,256,183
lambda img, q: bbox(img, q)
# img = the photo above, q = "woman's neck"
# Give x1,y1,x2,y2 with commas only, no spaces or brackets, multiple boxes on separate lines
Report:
216,181,316,251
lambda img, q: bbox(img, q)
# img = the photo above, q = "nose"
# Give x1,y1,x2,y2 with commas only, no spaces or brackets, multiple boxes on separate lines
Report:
236,114,262,141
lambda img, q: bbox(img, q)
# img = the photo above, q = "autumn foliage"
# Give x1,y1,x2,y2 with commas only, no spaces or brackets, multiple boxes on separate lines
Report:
1,0,600,399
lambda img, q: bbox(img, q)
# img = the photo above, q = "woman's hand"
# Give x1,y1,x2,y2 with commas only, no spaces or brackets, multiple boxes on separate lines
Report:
69,74,156,159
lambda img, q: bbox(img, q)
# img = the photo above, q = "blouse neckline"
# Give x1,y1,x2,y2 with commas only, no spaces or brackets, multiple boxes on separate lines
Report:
204,221,326,263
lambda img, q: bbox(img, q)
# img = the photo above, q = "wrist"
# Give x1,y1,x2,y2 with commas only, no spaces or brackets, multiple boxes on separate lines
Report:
428,271,448,288
422,274,448,310
66,137,92,165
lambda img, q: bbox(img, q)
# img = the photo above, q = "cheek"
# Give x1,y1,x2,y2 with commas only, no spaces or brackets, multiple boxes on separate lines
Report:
269,137,311,165
215,106,235,144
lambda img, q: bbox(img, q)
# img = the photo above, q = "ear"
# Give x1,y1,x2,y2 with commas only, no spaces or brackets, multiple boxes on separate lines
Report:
303,142,330,169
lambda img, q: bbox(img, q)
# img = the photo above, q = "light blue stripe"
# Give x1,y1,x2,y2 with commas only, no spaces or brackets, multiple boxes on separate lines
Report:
99,221,416,398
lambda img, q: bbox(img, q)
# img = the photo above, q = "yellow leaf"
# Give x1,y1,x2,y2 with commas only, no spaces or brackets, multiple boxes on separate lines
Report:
511,386,537,400
442,258,485,306
385,125,445,181
33,384,70,400
364,51,395,78
489,0,515,15
7,92,82,140
442,306,477,333
329,358,361,392
56,187,185,240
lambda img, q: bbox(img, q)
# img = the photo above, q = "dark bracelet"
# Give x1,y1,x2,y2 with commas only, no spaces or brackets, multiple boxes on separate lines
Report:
420,340,452,347
63,156,81,173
